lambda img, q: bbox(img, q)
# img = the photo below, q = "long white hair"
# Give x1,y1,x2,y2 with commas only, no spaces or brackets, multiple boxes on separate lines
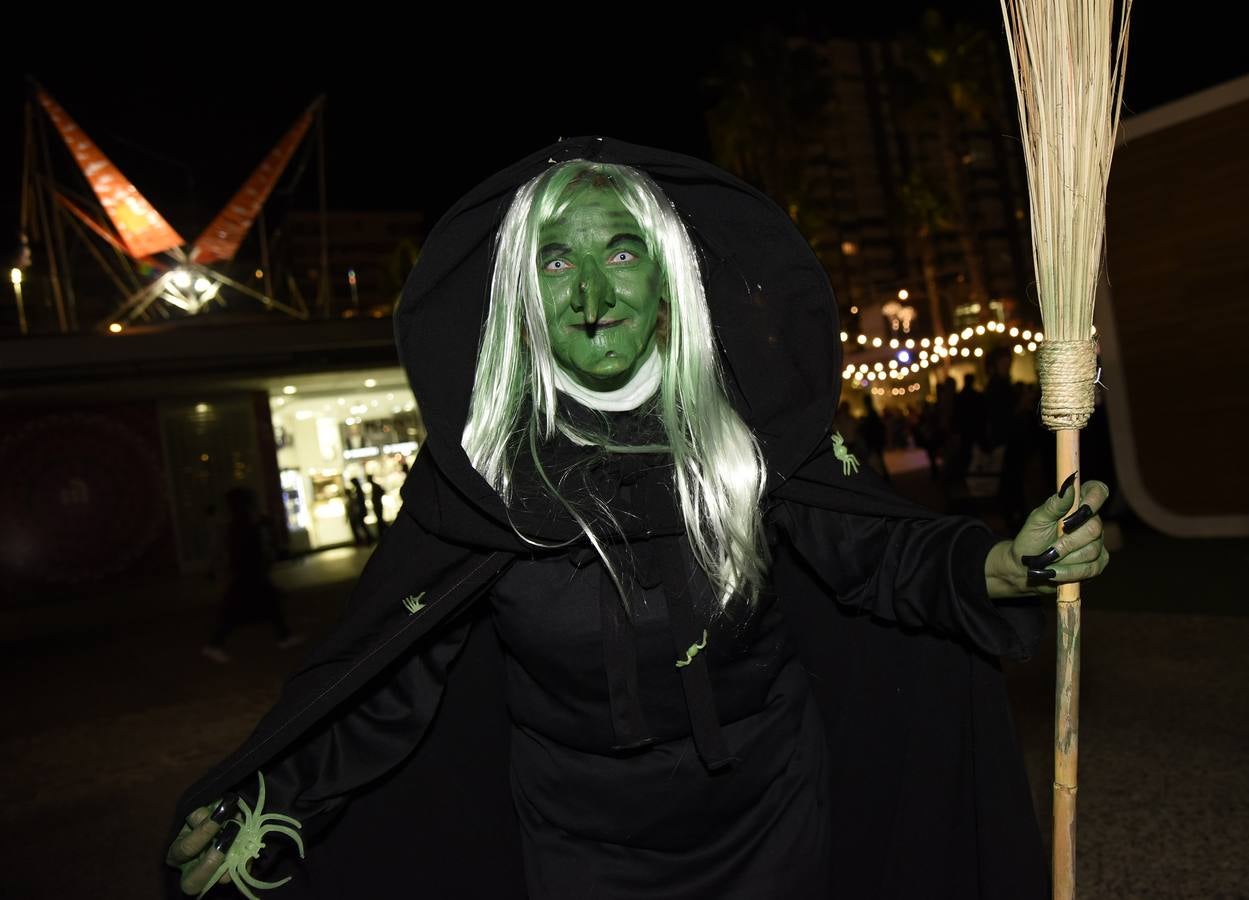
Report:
461,160,771,613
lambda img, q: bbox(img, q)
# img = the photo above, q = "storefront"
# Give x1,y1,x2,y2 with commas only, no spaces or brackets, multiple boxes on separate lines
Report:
0,316,417,586
268,369,424,552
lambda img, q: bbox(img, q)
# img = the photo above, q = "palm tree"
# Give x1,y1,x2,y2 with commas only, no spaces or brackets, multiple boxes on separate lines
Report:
896,170,955,338
705,32,922,320
891,10,999,310
704,33,853,282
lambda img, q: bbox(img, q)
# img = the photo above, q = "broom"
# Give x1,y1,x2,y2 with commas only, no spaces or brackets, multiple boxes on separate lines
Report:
998,1,1132,897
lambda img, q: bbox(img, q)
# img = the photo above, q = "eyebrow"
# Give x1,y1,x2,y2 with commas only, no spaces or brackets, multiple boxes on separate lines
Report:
538,233,648,258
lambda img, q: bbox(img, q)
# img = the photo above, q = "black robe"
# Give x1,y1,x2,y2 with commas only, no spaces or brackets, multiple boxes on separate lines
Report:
164,137,1048,898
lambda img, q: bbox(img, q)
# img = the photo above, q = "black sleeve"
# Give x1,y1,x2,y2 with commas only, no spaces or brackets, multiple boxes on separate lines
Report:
768,495,1035,661
763,428,1044,660
275,613,472,805
183,499,487,880
202,612,474,886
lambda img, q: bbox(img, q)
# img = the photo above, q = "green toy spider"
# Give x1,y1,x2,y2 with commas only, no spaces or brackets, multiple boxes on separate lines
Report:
831,431,861,476
169,772,304,899
203,772,304,899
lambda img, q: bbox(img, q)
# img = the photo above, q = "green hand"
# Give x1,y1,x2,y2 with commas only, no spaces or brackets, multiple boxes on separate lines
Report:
165,774,304,899
986,476,1111,598
166,796,242,895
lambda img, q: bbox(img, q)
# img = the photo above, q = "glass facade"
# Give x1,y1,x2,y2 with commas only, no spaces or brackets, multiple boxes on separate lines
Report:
269,374,423,551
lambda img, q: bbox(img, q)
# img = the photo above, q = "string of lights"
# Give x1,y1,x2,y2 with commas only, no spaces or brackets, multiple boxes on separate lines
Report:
839,321,1097,389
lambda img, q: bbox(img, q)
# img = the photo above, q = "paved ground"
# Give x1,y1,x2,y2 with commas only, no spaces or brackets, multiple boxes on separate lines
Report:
1,462,1245,898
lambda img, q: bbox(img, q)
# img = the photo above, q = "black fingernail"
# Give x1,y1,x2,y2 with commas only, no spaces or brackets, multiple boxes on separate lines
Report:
1021,546,1060,568
210,794,238,824
1059,471,1078,497
213,819,240,855
1027,567,1057,585
1062,504,1093,534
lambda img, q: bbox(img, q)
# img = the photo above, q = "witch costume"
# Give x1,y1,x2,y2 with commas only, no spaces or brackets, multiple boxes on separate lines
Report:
164,136,1048,899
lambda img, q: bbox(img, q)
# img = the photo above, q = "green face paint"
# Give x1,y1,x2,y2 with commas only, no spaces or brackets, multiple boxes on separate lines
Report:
537,185,663,391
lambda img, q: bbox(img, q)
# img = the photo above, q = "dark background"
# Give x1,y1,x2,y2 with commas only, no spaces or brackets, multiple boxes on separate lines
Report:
3,4,1244,249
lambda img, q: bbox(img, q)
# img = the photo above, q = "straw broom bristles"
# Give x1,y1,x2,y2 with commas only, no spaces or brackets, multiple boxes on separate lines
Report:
999,3,1132,898
1000,0,1132,350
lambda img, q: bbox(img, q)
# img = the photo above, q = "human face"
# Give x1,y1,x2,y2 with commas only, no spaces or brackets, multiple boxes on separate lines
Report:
537,186,663,391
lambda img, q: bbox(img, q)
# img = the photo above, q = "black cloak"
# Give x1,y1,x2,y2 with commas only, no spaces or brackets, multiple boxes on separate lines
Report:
164,137,1047,898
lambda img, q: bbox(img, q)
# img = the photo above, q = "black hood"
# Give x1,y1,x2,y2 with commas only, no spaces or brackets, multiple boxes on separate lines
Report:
394,136,842,545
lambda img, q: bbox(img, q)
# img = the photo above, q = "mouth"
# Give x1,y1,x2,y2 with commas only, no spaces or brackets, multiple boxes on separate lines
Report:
569,319,628,332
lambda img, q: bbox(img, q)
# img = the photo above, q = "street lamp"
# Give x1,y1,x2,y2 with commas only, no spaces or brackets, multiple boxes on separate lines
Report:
10,268,26,335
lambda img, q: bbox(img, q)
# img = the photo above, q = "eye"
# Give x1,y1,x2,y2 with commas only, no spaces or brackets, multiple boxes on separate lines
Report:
543,259,573,272
608,250,637,264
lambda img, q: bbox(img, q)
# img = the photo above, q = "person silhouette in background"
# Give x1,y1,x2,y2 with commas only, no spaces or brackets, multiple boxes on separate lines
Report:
346,476,373,546
366,473,388,537
860,394,890,481
201,487,303,664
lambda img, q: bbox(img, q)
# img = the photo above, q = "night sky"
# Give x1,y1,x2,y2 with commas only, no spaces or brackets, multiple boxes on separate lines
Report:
3,5,1244,256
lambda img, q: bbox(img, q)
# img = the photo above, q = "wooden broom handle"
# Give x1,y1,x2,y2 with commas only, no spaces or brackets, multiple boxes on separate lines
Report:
1053,427,1082,900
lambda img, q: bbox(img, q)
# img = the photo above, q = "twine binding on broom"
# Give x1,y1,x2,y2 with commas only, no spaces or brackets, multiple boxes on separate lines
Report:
1036,339,1098,430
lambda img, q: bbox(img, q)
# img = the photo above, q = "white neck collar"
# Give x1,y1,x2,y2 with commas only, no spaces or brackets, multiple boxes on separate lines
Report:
553,347,661,411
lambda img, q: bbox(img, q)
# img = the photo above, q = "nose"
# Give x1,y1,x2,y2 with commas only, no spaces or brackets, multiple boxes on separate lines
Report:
570,259,615,323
